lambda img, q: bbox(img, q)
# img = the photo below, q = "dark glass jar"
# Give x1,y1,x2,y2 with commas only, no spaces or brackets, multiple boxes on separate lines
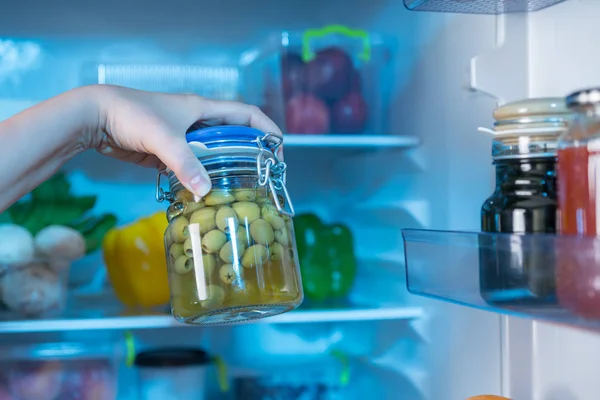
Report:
479,97,571,305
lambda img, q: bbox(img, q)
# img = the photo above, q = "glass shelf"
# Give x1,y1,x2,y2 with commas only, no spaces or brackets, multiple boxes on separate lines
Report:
402,229,600,332
283,134,419,149
0,298,423,333
403,0,566,14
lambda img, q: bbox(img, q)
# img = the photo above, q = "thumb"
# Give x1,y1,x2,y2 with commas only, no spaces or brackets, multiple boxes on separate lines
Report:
148,135,211,197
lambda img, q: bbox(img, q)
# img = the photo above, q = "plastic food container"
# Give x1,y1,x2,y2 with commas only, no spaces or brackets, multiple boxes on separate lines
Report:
0,258,69,320
135,348,227,400
556,87,600,319
478,97,571,305
156,125,303,325
0,341,120,400
232,358,350,400
240,25,394,135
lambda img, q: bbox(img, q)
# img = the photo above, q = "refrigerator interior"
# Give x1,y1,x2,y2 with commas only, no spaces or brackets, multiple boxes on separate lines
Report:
0,0,598,399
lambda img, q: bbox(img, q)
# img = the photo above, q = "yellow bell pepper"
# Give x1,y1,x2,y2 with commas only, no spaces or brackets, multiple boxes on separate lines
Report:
103,212,170,308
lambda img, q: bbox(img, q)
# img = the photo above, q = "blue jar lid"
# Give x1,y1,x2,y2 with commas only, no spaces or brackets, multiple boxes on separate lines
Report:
186,125,279,150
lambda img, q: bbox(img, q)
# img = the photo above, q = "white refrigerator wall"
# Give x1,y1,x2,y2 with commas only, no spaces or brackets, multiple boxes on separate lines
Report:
506,0,600,399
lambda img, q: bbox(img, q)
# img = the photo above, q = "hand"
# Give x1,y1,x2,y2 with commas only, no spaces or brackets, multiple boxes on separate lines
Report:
85,85,283,197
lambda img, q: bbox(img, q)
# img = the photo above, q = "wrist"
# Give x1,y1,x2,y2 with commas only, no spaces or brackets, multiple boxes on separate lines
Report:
66,85,106,151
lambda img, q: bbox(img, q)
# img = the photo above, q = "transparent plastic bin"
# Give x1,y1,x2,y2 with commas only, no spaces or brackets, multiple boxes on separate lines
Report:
402,229,600,332
240,25,395,136
231,357,350,400
403,0,566,14
0,259,70,320
0,341,121,400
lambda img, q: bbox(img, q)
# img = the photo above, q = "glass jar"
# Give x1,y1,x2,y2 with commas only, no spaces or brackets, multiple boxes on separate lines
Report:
156,125,303,325
478,97,571,305
135,348,225,400
556,88,600,319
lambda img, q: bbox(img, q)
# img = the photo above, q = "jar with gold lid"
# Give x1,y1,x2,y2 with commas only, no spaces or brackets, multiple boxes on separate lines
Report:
478,97,572,305
156,125,303,325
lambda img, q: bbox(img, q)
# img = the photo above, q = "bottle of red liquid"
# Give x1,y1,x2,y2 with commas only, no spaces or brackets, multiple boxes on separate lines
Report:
557,88,600,319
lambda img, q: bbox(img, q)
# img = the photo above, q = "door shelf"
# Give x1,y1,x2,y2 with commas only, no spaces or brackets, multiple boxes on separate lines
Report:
403,0,566,14
0,303,423,333
402,229,600,332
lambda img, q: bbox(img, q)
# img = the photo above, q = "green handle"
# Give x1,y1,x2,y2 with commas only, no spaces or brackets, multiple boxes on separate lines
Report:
330,349,351,386
124,331,136,368
213,355,229,392
301,25,371,63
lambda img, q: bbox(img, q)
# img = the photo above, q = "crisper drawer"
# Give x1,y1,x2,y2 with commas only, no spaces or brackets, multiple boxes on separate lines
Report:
0,341,121,400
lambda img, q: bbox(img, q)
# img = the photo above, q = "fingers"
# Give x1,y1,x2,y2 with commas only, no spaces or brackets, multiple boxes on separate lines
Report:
200,99,283,136
146,134,212,197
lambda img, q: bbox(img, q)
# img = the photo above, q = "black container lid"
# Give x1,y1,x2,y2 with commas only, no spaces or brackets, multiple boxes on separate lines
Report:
134,348,212,368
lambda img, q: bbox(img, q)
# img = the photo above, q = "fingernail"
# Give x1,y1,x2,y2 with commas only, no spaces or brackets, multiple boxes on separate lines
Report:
189,171,211,197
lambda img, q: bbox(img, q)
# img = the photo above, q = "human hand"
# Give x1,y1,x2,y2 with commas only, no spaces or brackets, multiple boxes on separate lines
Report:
84,85,283,197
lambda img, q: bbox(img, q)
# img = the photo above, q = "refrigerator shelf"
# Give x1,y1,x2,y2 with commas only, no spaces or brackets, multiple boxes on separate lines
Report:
0,303,423,333
283,134,419,149
403,229,600,332
403,0,566,14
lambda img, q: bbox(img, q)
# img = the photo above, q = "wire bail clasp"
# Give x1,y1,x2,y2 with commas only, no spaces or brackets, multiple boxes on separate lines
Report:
255,133,294,217
155,168,173,203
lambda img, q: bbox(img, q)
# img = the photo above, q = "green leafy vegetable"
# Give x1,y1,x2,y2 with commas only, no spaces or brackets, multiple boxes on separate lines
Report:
0,172,117,254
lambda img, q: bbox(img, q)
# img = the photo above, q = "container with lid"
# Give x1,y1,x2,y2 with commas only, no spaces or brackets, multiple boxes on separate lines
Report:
156,125,303,325
135,348,227,400
0,341,120,400
478,97,571,305
556,88,600,319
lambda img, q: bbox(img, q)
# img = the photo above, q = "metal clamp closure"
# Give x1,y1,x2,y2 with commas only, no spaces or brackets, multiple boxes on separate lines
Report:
155,168,173,203
256,134,294,217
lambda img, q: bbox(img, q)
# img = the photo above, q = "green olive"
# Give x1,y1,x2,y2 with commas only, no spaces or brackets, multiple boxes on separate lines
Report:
241,244,268,268
183,237,194,257
176,189,195,202
269,242,285,261
205,190,235,206
219,239,246,263
201,254,217,277
219,263,243,284
233,225,251,246
261,204,285,230
201,285,226,308
184,201,205,215
167,202,185,221
275,228,291,247
234,190,256,202
189,207,216,234
169,243,184,261
169,216,190,243
202,230,227,254
216,206,239,233
232,202,260,224
250,219,274,245
173,255,194,275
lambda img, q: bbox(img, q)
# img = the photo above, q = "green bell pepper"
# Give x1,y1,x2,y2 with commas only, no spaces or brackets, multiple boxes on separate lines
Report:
293,213,357,302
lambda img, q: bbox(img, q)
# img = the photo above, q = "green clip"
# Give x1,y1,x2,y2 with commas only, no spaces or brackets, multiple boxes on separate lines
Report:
330,349,351,386
124,331,136,368
213,355,229,392
301,24,371,63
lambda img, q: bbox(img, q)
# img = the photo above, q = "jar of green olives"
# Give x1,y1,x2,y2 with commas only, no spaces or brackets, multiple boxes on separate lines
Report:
156,125,303,325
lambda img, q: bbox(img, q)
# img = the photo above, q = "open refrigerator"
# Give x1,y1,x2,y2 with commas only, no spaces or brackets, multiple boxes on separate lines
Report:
0,0,598,399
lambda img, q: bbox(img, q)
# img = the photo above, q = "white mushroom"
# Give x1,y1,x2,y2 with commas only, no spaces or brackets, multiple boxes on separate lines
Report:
0,224,35,265
35,225,86,262
1,263,63,316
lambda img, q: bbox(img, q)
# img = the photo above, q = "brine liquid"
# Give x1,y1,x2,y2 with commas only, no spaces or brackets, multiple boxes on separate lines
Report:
557,145,600,318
